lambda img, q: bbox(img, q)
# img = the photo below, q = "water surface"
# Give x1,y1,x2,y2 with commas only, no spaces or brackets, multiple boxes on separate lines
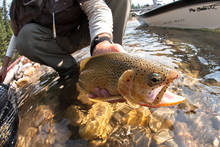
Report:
16,20,220,147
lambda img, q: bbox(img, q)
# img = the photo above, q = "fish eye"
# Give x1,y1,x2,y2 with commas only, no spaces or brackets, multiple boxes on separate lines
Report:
150,73,161,83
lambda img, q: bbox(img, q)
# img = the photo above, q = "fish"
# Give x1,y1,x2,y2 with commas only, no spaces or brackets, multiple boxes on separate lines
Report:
78,52,185,107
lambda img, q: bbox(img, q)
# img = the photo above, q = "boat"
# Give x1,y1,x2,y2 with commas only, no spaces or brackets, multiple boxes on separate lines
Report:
137,0,220,30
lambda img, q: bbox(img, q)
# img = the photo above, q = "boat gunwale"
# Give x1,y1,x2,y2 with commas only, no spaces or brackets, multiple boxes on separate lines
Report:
139,0,220,18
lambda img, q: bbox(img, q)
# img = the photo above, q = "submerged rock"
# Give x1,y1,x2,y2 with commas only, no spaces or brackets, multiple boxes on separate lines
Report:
174,122,198,147
105,125,151,147
79,102,113,145
153,129,174,145
65,105,85,126
32,105,54,127
16,105,71,146
150,107,175,132
15,77,30,88
126,107,151,128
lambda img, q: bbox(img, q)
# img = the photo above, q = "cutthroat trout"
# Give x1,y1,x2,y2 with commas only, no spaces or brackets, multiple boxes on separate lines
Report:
78,53,185,107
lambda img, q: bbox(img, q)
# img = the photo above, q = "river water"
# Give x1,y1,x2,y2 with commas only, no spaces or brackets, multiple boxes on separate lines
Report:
15,19,220,146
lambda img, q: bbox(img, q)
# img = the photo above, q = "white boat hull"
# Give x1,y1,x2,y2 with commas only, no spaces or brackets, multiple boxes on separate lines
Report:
139,1,220,30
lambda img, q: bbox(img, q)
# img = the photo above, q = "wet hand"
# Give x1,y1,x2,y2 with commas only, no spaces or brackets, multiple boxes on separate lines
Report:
90,39,126,98
92,40,126,56
0,66,7,83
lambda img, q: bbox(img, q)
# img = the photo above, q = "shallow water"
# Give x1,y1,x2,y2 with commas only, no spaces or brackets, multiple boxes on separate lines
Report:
16,20,220,146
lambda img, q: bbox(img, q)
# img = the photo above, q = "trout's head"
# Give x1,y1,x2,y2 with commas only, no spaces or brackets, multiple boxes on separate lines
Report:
118,63,185,107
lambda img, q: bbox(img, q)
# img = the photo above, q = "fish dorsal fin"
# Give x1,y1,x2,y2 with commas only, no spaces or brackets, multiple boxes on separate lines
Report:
80,57,93,72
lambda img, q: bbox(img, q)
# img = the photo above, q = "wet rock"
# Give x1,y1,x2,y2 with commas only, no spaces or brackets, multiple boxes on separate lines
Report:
65,105,85,126
149,115,163,133
211,116,220,130
14,61,42,88
213,137,219,147
105,125,151,147
153,129,174,145
110,103,133,124
177,100,198,113
17,105,72,146
189,112,217,145
17,136,25,147
32,105,54,127
16,127,38,147
53,120,72,144
164,40,175,46
65,139,89,147
126,107,151,127
16,77,30,88
79,102,113,145
23,66,36,76
149,108,175,133
162,139,178,147
52,144,63,147
151,108,175,131
26,127,38,137
174,122,198,147
21,58,32,65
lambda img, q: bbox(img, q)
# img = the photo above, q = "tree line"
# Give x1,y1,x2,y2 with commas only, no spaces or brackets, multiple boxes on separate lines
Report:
0,0,13,66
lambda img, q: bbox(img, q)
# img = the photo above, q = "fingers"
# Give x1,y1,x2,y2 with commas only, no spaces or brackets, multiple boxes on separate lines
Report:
0,75,6,83
92,41,127,56
0,69,6,83
113,44,127,53
88,87,111,98
0,77,2,83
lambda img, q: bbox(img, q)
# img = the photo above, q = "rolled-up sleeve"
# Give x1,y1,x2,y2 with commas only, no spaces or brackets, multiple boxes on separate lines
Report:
80,0,113,41
6,35,16,57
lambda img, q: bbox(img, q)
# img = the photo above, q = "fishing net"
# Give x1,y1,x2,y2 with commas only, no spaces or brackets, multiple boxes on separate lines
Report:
0,83,18,146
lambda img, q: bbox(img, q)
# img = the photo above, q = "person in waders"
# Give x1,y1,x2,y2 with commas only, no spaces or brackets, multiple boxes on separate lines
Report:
0,0,131,97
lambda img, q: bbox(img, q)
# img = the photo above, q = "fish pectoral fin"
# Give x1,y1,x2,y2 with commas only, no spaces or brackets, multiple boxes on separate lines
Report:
118,69,135,99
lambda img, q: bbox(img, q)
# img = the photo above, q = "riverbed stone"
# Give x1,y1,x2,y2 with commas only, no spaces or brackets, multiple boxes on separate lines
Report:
174,122,198,147
79,102,113,144
65,105,85,126
153,129,174,144
105,125,151,146
126,107,151,127
32,105,54,127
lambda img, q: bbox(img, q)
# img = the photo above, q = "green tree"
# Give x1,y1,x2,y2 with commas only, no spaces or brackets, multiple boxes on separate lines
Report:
0,0,13,66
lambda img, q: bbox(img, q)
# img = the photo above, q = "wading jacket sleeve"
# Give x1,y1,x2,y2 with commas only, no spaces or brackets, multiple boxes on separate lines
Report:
80,0,113,41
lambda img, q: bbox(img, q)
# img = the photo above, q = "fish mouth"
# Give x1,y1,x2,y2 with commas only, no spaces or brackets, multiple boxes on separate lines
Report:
139,85,185,108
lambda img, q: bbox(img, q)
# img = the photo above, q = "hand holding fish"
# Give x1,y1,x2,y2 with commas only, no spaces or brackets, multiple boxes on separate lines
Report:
92,40,126,56
0,67,7,83
0,56,10,83
90,35,126,98
90,41,124,98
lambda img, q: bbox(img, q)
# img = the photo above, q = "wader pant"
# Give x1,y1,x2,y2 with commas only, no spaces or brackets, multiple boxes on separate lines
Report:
16,0,131,77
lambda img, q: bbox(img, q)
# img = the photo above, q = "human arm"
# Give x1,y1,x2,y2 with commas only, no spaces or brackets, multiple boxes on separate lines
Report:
80,0,125,56
0,35,16,83
80,0,126,97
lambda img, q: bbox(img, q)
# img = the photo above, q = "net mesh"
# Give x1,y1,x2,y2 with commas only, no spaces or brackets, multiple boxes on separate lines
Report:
0,84,18,146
